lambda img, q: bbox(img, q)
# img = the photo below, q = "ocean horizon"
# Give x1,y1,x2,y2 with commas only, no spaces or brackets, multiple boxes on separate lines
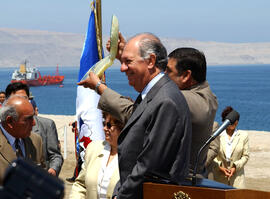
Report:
0,64,269,131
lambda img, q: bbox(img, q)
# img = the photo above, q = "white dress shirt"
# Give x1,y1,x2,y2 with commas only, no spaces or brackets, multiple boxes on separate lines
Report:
141,72,164,100
222,129,238,163
97,142,118,199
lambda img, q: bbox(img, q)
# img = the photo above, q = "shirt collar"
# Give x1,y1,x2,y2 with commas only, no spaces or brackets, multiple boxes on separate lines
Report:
224,129,238,144
0,123,16,145
141,72,164,100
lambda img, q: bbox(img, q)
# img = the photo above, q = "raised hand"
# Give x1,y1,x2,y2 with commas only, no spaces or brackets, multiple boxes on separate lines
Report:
106,32,126,60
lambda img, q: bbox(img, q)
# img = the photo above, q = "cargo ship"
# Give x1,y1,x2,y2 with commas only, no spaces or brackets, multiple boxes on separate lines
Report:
11,61,64,86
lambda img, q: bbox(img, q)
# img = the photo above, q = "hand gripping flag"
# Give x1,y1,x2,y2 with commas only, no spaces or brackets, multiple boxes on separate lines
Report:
76,1,105,160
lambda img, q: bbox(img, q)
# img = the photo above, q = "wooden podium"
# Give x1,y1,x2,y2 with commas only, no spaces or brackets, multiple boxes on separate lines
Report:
144,182,270,199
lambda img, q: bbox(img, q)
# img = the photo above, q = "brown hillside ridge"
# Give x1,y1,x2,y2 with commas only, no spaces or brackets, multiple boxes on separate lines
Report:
1,28,270,67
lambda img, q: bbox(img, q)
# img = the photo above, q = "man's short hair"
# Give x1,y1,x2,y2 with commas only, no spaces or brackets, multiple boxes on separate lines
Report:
5,82,30,98
0,103,18,122
168,47,207,83
131,33,168,71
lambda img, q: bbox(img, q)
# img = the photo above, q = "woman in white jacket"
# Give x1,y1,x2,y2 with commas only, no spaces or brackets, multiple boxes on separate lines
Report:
70,112,124,199
213,106,249,188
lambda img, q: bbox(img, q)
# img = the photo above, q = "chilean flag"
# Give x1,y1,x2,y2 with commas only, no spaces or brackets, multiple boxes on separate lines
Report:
76,2,105,158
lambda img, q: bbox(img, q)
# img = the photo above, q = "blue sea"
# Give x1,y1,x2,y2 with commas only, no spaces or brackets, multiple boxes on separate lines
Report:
0,65,269,131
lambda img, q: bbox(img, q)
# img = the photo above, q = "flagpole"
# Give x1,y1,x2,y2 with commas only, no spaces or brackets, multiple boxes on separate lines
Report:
74,0,105,180
96,0,102,43
94,0,103,61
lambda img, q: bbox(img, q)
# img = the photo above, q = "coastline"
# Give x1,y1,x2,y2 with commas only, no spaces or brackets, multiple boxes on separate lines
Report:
39,114,270,197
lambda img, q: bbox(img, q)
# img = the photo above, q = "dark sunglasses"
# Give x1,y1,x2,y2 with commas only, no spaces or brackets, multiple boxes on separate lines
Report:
103,122,117,129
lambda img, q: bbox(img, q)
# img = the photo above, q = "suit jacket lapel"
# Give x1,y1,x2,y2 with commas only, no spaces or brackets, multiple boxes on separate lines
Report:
23,136,36,161
0,129,16,163
119,75,170,140
93,141,107,163
120,99,147,135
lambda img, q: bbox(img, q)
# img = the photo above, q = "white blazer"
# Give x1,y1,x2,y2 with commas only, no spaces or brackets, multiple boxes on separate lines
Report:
212,130,249,188
69,141,119,199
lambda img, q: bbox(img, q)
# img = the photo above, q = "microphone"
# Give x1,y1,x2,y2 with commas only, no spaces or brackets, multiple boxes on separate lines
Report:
191,110,240,185
203,110,239,147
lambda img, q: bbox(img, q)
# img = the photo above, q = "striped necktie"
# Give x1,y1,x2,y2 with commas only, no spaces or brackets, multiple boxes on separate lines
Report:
15,138,24,158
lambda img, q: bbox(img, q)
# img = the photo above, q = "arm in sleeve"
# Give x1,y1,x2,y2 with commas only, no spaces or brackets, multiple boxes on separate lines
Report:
98,88,134,124
233,133,249,172
112,180,120,198
69,160,87,199
213,155,222,167
46,119,64,176
206,136,220,168
37,134,46,169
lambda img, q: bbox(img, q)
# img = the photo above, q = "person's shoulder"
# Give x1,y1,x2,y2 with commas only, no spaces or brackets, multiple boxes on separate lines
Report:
181,89,197,101
90,140,105,148
29,132,42,143
85,140,104,150
181,82,210,99
237,130,249,138
36,116,55,125
161,79,182,97
85,140,105,157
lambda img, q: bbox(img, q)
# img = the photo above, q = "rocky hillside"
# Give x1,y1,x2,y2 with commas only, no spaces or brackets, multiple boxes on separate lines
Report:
1,28,270,67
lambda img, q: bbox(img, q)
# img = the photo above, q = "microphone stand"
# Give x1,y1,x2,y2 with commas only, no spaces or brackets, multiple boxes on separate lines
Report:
191,110,239,185
192,141,209,185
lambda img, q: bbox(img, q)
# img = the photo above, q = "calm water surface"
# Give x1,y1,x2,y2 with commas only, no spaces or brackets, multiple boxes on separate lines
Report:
0,65,269,131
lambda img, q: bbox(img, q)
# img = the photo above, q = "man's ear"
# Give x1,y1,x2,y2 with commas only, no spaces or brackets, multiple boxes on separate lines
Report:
147,54,156,69
181,70,192,83
6,116,14,128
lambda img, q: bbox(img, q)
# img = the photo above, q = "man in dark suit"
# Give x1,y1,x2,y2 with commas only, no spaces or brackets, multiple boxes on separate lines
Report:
79,33,192,199
0,95,44,185
5,82,63,176
94,38,218,179
93,43,218,178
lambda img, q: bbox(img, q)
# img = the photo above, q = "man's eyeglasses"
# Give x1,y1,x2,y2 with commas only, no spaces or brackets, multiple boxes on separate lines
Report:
103,122,117,129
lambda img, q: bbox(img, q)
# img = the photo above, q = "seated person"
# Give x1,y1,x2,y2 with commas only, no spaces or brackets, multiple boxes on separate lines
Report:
69,112,124,199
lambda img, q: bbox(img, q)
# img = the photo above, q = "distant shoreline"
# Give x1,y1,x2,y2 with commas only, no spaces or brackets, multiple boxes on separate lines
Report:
1,27,270,67
1,64,270,68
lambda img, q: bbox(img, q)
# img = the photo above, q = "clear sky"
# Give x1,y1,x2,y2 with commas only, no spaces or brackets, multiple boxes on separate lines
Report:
1,0,270,43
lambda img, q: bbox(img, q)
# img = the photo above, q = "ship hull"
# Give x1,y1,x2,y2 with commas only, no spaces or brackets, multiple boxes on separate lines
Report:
11,76,64,87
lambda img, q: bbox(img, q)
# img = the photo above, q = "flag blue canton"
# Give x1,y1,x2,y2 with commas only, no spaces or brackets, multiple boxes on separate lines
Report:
78,7,101,82
76,1,105,158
